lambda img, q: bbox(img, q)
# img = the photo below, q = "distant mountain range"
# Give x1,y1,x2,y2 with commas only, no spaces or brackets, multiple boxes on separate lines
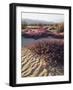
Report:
21,19,55,25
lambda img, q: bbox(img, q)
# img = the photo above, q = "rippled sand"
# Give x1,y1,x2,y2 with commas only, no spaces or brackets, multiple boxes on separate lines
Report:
21,40,64,77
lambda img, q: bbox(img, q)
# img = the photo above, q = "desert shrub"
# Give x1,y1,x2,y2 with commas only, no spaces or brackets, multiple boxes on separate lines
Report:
22,24,27,29
27,39,64,66
57,23,64,33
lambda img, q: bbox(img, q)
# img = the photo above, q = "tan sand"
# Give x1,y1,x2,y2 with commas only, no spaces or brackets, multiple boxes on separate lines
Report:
21,46,64,77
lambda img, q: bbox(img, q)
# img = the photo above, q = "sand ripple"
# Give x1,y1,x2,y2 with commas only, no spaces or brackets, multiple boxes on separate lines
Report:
21,39,64,77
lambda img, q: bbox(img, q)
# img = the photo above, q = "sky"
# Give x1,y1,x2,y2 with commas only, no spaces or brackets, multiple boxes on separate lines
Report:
22,12,64,23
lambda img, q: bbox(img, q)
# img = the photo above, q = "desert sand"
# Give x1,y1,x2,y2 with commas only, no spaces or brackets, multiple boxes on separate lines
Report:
21,39,64,77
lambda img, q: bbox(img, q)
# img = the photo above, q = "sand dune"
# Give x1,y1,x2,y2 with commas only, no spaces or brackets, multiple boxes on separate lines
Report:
21,39,64,77
21,48,48,77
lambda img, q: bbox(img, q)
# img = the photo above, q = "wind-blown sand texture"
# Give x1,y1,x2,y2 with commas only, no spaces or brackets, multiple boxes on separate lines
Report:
21,39,64,77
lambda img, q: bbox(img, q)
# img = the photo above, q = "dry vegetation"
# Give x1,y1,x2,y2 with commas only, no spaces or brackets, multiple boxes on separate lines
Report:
27,39,64,66
22,22,64,33
21,22,64,77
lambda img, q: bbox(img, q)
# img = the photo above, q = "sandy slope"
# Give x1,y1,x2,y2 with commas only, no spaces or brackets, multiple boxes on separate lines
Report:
21,46,64,77
21,48,48,77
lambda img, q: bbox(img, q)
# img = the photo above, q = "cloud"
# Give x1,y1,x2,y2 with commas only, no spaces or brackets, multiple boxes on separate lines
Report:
22,12,64,23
